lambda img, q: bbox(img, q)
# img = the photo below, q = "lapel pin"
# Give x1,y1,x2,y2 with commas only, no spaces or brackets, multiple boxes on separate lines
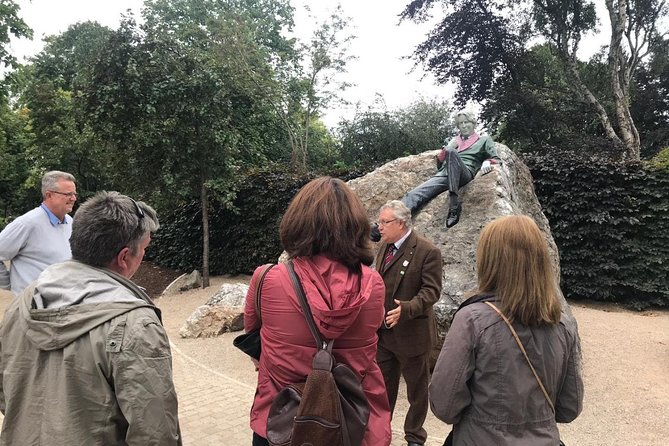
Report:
403,260,409,267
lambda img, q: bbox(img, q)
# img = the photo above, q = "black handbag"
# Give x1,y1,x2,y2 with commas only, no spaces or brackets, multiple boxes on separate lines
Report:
232,263,274,360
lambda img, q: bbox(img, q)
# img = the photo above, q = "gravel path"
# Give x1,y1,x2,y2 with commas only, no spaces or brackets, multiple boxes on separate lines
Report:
1,283,667,445
155,280,669,446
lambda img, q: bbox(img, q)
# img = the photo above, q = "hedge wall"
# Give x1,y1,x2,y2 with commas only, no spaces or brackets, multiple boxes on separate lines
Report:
523,149,669,309
147,164,367,275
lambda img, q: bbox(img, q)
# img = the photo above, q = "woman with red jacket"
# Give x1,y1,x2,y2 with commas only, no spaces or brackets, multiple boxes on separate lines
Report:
244,177,392,446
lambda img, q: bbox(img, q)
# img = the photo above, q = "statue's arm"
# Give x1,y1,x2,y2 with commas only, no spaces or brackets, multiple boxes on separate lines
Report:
484,136,502,165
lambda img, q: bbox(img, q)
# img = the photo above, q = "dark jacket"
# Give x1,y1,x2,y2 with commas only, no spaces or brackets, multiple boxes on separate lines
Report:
430,300,584,445
375,230,442,357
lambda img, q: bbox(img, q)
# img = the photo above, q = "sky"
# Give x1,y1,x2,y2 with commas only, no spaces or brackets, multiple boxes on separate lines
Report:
9,0,453,127
9,0,610,128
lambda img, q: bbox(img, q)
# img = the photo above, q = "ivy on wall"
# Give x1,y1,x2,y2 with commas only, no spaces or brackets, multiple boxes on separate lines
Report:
524,148,669,309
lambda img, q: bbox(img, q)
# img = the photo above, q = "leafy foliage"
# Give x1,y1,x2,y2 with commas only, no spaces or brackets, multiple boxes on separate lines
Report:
524,146,669,309
0,0,32,72
402,0,669,160
147,164,314,274
0,103,33,221
401,0,529,105
336,98,454,168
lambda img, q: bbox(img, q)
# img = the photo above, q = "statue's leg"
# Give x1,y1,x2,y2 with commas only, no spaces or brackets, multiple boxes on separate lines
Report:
401,175,450,215
445,149,474,197
444,150,474,228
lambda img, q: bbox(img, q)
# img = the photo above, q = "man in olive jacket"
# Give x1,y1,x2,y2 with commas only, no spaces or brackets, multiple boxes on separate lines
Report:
0,191,181,445
375,200,442,446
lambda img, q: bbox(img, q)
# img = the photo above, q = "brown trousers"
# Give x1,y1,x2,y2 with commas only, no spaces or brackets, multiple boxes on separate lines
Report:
377,329,430,445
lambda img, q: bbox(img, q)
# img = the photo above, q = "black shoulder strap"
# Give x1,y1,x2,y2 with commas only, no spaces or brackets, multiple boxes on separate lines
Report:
286,259,329,351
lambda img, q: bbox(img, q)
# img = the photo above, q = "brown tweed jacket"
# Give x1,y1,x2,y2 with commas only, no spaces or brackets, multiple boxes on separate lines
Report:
375,230,442,357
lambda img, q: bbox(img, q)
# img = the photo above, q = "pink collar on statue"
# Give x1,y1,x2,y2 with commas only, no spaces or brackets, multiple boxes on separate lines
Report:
456,133,480,152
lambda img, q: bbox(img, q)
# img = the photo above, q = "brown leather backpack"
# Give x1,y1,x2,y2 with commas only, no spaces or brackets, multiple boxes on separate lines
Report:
266,260,370,446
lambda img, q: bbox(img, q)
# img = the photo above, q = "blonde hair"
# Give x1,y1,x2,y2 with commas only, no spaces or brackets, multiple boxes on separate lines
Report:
476,215,561,326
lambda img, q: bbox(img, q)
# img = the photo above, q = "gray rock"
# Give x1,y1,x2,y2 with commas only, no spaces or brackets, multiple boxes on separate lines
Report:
178,270,203,292
179,283,250,338
348,143,568,342
205,283,250,307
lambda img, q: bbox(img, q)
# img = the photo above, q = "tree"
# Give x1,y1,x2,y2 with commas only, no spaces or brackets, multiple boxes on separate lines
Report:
0,101,33,222
630,35,669,157
483,44,612,151
227,4,356,171
88,2,290,287
402,0,668,160
0,0,31,71
336,98,453,168
21,22,116,194
287,5,356,170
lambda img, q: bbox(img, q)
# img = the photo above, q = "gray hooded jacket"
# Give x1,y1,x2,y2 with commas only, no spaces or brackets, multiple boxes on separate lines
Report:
430,301,583,446
0,260,181,445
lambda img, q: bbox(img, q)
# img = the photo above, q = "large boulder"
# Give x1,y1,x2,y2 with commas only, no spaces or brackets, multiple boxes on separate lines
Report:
179,283,249,338
349,143,568,339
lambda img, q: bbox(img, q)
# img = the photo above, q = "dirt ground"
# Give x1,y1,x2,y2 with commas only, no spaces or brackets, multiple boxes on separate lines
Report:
1,264,667,445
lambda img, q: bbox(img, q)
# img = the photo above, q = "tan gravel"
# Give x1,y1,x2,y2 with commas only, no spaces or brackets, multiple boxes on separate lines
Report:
155,279,669,446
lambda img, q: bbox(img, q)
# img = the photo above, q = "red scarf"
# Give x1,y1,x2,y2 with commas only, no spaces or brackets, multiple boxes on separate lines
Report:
456,133,480,152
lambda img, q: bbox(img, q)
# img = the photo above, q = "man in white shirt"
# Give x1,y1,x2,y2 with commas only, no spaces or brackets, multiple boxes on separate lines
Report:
0,170,77,295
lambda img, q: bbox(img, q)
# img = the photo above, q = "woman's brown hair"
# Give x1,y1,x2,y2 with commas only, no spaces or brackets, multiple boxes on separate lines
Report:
476,215,561,326
280,177,373,271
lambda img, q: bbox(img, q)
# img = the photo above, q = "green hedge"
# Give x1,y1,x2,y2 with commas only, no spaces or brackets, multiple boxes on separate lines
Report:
523,148,669,309
147,164,367,275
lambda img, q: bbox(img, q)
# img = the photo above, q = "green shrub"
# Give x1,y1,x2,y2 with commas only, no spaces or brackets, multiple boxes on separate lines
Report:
147,164,370,275
648,147,669,170
523,147,669,309
147,164,312,274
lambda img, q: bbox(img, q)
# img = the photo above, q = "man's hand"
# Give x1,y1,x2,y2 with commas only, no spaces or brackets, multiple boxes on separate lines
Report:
385,299,402,328
481,160,494,175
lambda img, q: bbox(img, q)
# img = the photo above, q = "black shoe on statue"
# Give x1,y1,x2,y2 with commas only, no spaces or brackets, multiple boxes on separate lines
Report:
446,202,462,228
370,223,381,242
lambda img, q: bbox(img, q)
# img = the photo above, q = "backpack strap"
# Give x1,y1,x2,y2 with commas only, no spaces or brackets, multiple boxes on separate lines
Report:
254,263,275,325
286,259,328,350
484,301,556,413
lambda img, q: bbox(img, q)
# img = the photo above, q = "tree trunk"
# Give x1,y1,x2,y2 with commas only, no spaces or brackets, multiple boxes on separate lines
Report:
201,180,210,289
563,56,624,149
607,0,641,160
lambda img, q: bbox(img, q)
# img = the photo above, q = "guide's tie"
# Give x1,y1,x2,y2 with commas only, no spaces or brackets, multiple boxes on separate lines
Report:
383,243,397,270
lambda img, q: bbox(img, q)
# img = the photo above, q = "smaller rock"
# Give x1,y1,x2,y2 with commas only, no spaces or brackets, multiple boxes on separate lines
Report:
179,307,243,338
179,270,202,292
179,282,250,338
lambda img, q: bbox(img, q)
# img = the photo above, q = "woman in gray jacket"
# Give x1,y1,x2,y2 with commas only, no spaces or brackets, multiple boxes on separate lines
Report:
430,215,584,445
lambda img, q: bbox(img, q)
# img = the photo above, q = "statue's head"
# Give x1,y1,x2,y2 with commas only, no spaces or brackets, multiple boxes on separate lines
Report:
454,109,477,138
